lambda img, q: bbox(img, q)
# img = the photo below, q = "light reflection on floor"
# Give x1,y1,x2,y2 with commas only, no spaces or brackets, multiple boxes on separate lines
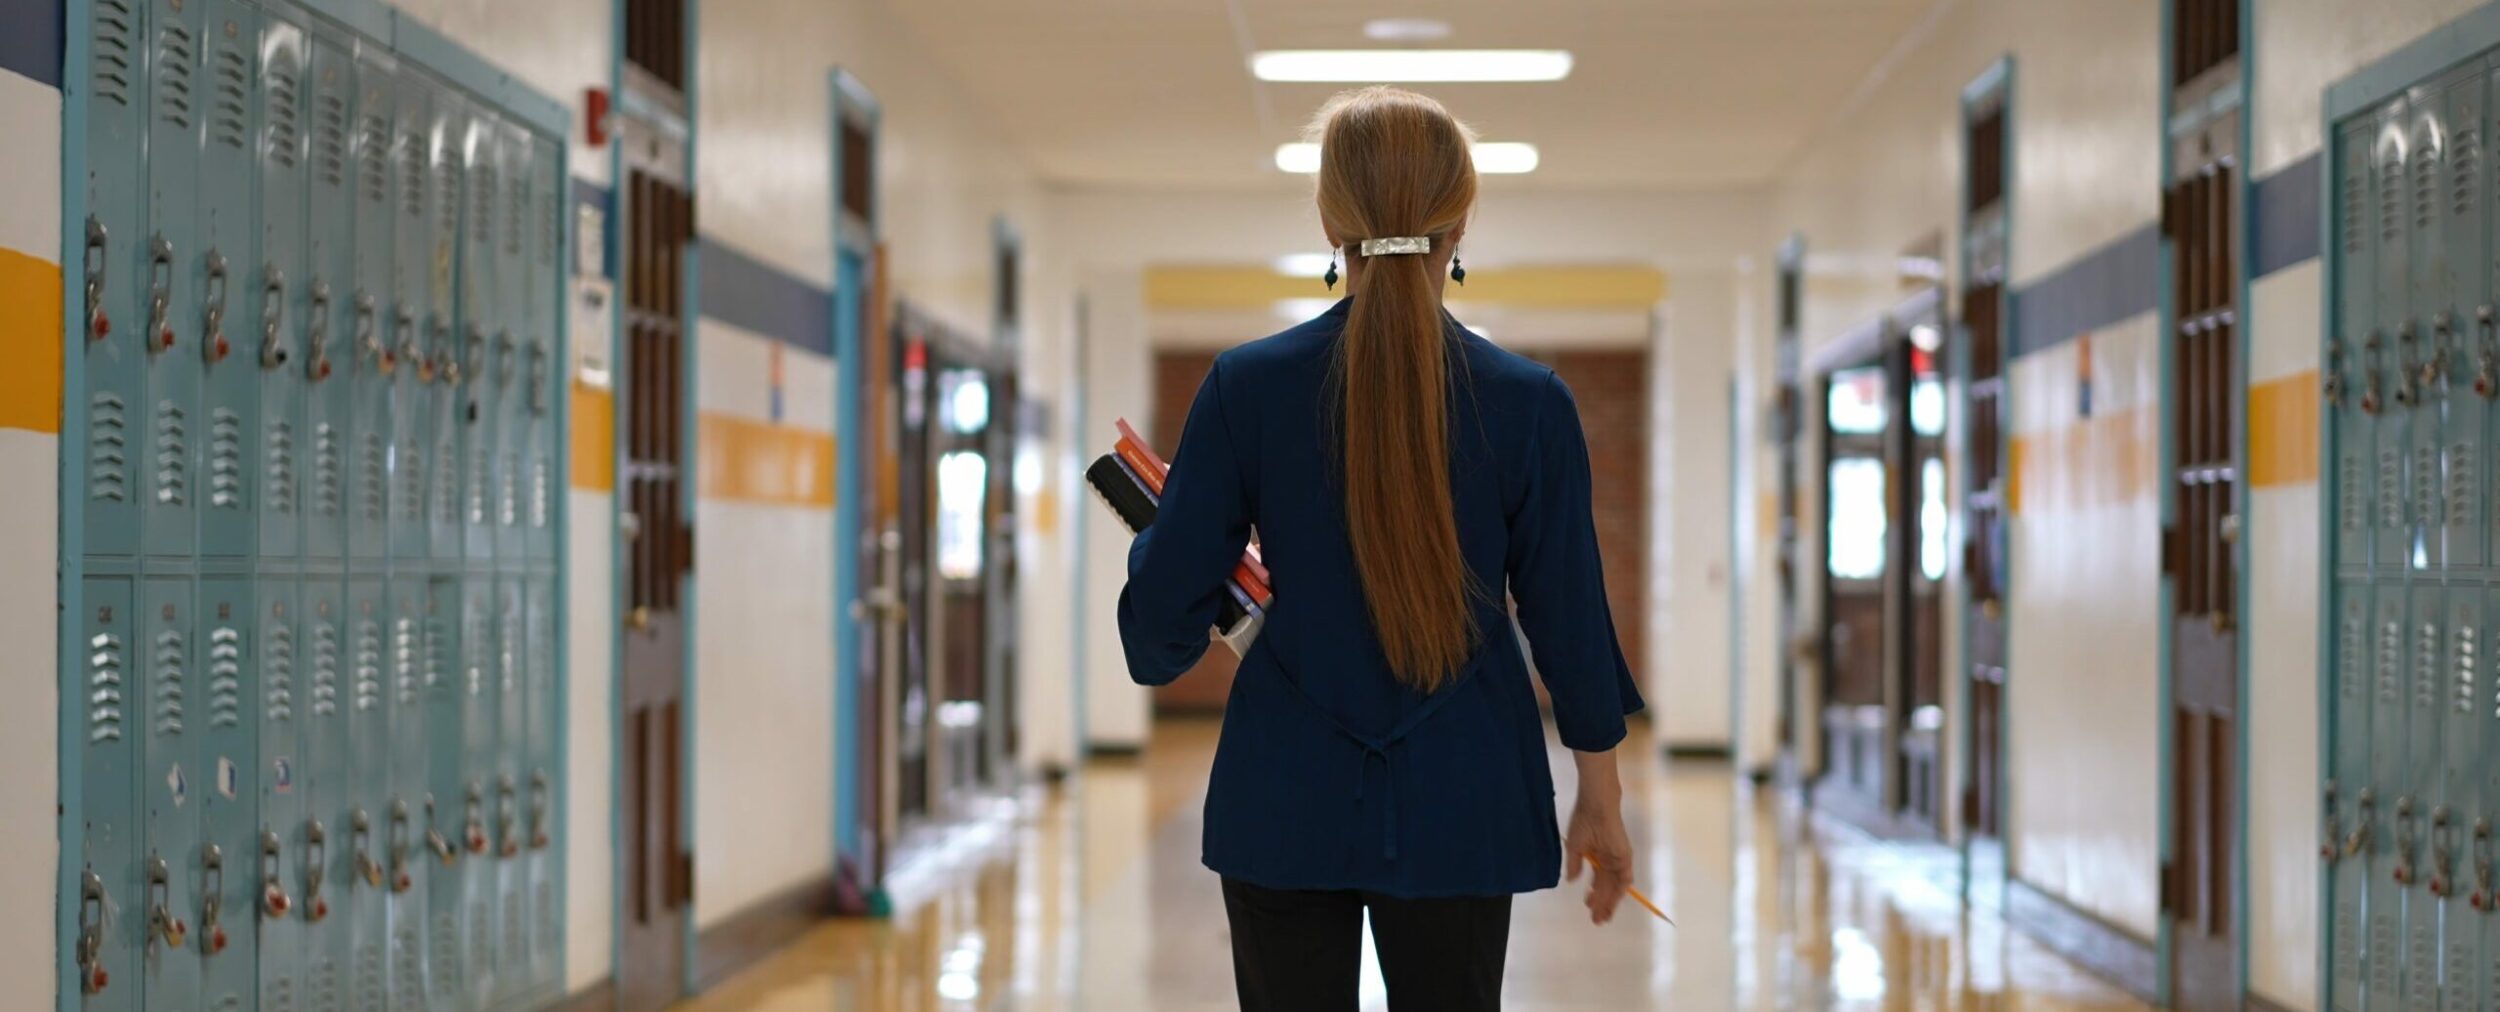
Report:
678,718,2152,1011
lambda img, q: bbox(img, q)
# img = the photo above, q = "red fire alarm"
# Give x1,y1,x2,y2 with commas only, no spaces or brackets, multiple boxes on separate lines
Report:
584,87,612,148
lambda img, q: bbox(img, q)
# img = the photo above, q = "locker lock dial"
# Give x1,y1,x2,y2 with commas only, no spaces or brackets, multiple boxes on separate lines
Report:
260,830,292,918
146,855,186,952
199,843,227,956
201,250,230,366
350,808,383,889
146,236,174,355
76,871,107,993
305,282,333,382
302,819,330,922
258,266,289,370
83,217,108,343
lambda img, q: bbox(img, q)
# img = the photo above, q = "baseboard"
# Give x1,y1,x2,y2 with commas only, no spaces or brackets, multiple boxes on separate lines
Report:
1661,743,1732,761
548,978,615,1012
693,872,844,991
2003,878,2161,1003
2246,992,2298,1012
1087,742,1145,759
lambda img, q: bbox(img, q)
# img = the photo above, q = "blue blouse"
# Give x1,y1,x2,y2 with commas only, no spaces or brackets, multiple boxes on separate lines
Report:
1118,299,1644,899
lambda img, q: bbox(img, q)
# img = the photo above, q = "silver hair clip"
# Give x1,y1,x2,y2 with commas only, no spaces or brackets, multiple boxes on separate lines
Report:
1355,236,1432,257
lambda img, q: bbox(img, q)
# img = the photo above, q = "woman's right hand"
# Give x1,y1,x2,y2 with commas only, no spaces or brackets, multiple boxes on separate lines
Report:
1563,751,1634,925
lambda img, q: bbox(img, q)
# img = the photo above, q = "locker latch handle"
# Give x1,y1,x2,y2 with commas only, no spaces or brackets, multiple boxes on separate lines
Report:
495,330,517,388
2344,789,2376,859
497,776,522,858
202,249,231,366
424,794,458,866
2471,819,2494,912
386,800,416,892
2429,806,2454,897
462,784,489,856
2425,314,2454,389
2394,795,2418,887
77,869,109,992
83,216,109,343
444,323,477,388
2323,340,2345,407
199,843,227,956
2321,781,2341,862
2361,333,2386,415
393,306,422,384
2476,307,2498,400
350,807,384,889
529,769,552,850
259,266,289,371
355,293,391,375
527,342,549,417
146,236,174,355
260,829,292,919
146,855,184,951
303,819,330,923
306,281,334,383
2393,325,2420,409
461,325,487,393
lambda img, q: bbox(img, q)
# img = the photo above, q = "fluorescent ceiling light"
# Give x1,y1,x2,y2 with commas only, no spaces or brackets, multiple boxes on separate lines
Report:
1275,141,1540,175
1249,49,1573,83
1274,253,1335,277
1364,18,1453,42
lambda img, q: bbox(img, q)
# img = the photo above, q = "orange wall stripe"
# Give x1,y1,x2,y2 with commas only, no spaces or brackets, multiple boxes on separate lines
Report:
570,383,614,491
2248,369,2321,488
2006,405,2156,515
0,250,63,434
697,412,836,508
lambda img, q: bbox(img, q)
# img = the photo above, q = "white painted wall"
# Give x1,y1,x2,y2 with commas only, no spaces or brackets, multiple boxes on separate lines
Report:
0,63,60,1008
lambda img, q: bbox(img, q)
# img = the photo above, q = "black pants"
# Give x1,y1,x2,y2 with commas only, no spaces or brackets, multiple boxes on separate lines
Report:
1221,878,1512,1012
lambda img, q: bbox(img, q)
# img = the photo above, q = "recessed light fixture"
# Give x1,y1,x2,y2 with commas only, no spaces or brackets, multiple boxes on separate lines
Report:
1363,18,1453,42
1249,49,1573,83
1275,141,1541,175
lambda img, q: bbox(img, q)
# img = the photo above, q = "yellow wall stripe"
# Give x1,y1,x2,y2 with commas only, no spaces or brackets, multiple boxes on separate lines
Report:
570,384,614,491
0,250,62,434
2248,369,2320,488
1145,263,1667,310
697,412,836,508
2006,406,2156,515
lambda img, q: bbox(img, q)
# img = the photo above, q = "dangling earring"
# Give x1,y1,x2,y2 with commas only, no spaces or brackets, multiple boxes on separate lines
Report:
1450,253,1466,286
1324,250,1340,292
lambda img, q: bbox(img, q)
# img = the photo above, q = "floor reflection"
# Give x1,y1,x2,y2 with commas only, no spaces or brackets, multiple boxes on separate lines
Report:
680,718,2151,1010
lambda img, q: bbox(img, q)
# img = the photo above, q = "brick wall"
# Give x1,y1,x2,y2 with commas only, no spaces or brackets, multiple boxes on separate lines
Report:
1143,346,1652,714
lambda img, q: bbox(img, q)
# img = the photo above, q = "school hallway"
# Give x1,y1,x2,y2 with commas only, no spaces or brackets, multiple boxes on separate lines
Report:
680,719,2145,1011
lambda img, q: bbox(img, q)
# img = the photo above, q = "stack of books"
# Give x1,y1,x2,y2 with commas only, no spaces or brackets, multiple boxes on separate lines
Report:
1087,419,1269,656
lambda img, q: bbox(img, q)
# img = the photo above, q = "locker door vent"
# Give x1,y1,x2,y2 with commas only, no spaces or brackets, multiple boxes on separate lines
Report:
89,392,128,502
210,40,249,150
430,909,459,995
536,879,557,947
528,454,548,529
2452,124,2479,217
210,407,244,509
309,618,339,717
2340,612,2363,700
266,417,296,513
392,614,416,705
207,624,242,728
465,446,487,525
462,607,485,696
264,976,293,1012
2377,619,2402,703
356,936,383,1010
471,164,496,246
2411,621,2438,712
152,626,185,737
398,130,424,220
397,437,422,522
390,925,420,1008
352,617,381,711
437,157,459,235
359,430,383,521
313,422,341,517
308,956,338,1010
434,445,458,524
499,610,520,693
265,53,301,168
264,620,294,723
357,112,389,205
498,890,521,969
155,401,189,505
421,612,446,694
505,174,526,256
88,630,126,743
314,89,347,187
2342,164,2366,257
497,448,517,528
154,21,193,128
92,0,135,107
2338,456,2361,530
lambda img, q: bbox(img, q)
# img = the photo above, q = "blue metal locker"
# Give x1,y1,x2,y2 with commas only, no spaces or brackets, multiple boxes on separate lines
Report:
256,578,305,1012
423,94,467,564
140,576,201,1012
82,0,150,561
384,577,430,1012
489,576,523,1003
347,49,397,568
142,0,204,559
524,136,561,565
2432,65,2492,1012
521,573,559,999
2366,97,2417,1011
420,573,472,1006
387,75,433,564
74,577,140,1011
301,32,354,565
198,575,260,1012
296,577,348,1011
346,577,390,1012
493,124,530,563
2327,111,2380,1012
197,0,261,563
257,15,309,563
458,116,501,566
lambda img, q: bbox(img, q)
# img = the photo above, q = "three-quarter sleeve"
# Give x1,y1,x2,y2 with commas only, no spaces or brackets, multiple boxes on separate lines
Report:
1504,371,1645,751
1117,361,1255,685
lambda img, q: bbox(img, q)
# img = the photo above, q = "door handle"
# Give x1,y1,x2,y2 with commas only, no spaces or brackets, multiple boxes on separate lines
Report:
497,776,521,858
77,870,109,993
529,770,552,851
83,216,109,343
2394,795,2419,886
198,843,228,956
350,807,384,889
306,280,334,382
259,265,289,370
147,855,185,951
387,800,415,892
260,829,292,919
202,249,231,366
303,819,330,922
425,794,458,866
462,784,489,855
626,606,652,632
146,236,174,355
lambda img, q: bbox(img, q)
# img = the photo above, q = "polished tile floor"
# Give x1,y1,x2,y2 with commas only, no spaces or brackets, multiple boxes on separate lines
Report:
682,719,2150,1010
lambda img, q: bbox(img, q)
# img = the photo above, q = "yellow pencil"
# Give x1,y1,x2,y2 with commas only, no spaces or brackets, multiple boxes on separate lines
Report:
1582,854,1673,925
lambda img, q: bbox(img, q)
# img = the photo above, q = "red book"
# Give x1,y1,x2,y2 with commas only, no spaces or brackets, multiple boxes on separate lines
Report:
1117,419,1271,605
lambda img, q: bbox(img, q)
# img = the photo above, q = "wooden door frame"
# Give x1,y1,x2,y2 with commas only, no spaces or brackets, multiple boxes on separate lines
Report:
1954,58,2015,901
